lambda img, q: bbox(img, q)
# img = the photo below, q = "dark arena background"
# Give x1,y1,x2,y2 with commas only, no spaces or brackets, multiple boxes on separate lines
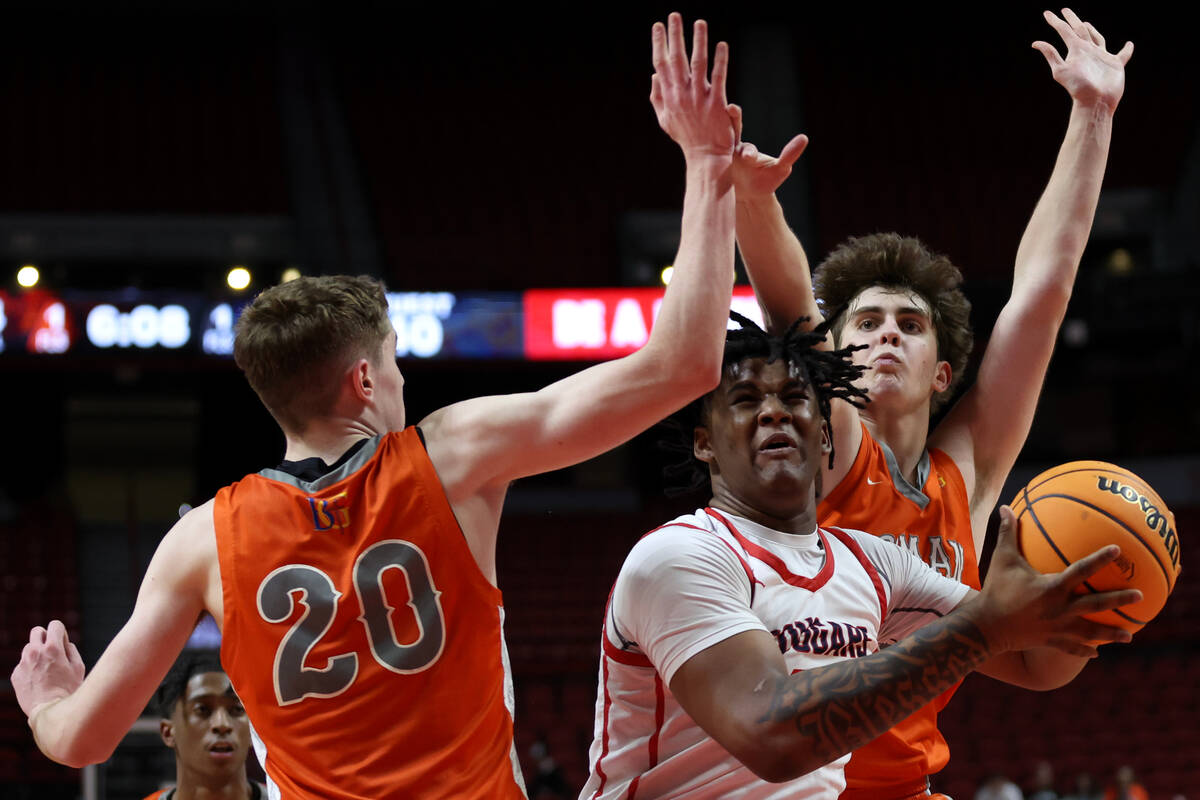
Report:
1,2,1197,798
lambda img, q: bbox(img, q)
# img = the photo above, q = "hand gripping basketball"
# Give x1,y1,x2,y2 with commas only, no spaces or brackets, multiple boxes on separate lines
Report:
972,506,1141,658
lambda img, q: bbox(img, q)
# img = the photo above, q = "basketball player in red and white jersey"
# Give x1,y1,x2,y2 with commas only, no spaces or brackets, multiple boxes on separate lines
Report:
12,14,742,798
729,9,1132,799
582,315,1140,799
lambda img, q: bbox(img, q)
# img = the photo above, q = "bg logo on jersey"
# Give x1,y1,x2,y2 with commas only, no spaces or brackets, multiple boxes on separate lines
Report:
308,491,350,531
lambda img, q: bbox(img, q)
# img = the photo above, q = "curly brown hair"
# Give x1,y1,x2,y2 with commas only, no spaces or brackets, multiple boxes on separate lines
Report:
233,275,393,433
813,233,973,414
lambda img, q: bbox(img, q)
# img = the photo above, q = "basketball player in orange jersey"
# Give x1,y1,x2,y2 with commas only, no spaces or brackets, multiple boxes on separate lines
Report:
728,9,1132,800
11,14,740,798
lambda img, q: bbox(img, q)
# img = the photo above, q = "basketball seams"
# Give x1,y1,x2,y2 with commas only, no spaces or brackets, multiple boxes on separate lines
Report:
1023,492,1172,593
1016,500,1147,626
1023,464,1171,516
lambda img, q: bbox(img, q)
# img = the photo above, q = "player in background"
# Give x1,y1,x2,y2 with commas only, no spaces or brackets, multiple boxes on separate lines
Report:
12,13,739,799
581,315,1139,799
143,651,266,800
727,9,1132,799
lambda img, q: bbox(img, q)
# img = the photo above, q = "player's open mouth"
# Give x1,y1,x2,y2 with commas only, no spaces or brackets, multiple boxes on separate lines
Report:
208,742,236,759
758,433,796,454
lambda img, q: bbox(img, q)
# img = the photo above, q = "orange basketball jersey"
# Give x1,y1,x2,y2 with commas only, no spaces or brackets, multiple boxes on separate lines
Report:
214,428,526,799
818,423,979,797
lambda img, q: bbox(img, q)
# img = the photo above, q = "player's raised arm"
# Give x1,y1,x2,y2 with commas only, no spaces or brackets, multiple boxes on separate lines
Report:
931,9,1132,517
422,14,736,495
13,505,218,767
726,106,819,337
667,508,1136,783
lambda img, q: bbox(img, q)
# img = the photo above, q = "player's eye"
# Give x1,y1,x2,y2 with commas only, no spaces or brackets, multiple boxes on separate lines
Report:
231,704,246,717
857,319,875,331
902,320,922,333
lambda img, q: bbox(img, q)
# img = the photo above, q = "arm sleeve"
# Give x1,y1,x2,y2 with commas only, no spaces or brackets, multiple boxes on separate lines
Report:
611,526,768,685
852,532,971,645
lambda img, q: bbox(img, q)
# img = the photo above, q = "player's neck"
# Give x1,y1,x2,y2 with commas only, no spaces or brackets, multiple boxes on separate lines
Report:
860,406,930,485
708,490,818,536
172,775,252,800
282,417,381,464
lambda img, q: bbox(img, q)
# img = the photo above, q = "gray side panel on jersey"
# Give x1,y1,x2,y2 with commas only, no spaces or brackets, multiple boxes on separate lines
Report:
877,439,932,509
499,606,530,797
256,435,383,492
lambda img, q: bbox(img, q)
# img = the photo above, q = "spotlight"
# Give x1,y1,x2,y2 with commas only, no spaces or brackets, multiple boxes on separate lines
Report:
227,266,252,291
281,267,302,283
17,265,39,288
660,265,675,286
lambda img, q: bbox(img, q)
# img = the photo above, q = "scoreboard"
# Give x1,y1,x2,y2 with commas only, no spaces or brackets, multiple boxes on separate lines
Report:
0,286,763,362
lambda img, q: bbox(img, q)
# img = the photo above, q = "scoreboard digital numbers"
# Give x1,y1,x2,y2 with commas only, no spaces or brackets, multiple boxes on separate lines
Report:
0,286,761,362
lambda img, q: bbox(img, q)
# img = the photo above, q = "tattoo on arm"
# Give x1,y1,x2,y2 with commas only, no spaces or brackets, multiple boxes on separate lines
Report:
757,613,990,768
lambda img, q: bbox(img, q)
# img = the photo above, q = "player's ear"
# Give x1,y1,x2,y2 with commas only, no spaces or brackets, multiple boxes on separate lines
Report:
820,421,832,456
932,359,951,394
160,718,176,749
693,426,715,465
348,358,373,403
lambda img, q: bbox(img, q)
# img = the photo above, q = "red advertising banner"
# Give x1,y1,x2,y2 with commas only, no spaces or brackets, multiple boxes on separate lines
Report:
523,286,763,361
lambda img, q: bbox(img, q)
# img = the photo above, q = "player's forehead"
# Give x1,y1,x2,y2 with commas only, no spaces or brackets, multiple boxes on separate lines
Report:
184,671,236,703
846,285,933,319
721,356,807,388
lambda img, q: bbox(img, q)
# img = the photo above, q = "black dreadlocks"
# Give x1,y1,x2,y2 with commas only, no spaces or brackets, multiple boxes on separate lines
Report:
660,312,869,496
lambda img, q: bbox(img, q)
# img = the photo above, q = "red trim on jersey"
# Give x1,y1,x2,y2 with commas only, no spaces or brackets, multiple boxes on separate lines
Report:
590,654,614,799
825,526,888,623
603,631,653,668
650,672,665,766
705,508,835,590
707,532,762,604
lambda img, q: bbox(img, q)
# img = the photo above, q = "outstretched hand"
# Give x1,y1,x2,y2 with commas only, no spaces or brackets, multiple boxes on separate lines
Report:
727,104,809,199
1033,8,1133,113
972,506,1140,658
649,13,736,162
12,620,85,718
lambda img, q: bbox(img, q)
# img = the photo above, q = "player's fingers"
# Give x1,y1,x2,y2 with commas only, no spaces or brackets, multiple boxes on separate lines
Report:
650,74,664,110
690,19,708,84
47,619,68,648
29,626,47,646
1116,41,1134,65
1042,10,1075,44
1045,636,1100,659
992,505,1021,556
67,641,85,672
1031,41,1064,69
1057,543,1120,587
736,141,760,160
1068,618,1133,645
777,133,810,168
651,21,669,78
709,41,729,103
1060,8,1088,38
728,103,743,141
1084,21,1105,48
1069,588,1143,615
667,13,688,84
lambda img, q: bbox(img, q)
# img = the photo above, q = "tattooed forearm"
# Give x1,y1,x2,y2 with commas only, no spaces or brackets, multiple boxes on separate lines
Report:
756,611,991,769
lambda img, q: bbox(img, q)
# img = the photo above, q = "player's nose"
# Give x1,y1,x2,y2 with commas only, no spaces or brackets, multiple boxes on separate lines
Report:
211,708,235,733
757,395,791,424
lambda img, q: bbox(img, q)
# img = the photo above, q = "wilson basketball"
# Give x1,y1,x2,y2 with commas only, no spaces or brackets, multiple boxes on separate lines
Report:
1010,461,1181,634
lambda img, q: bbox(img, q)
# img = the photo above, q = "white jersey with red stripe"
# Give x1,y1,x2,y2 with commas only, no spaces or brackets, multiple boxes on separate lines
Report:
581,507,970,800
